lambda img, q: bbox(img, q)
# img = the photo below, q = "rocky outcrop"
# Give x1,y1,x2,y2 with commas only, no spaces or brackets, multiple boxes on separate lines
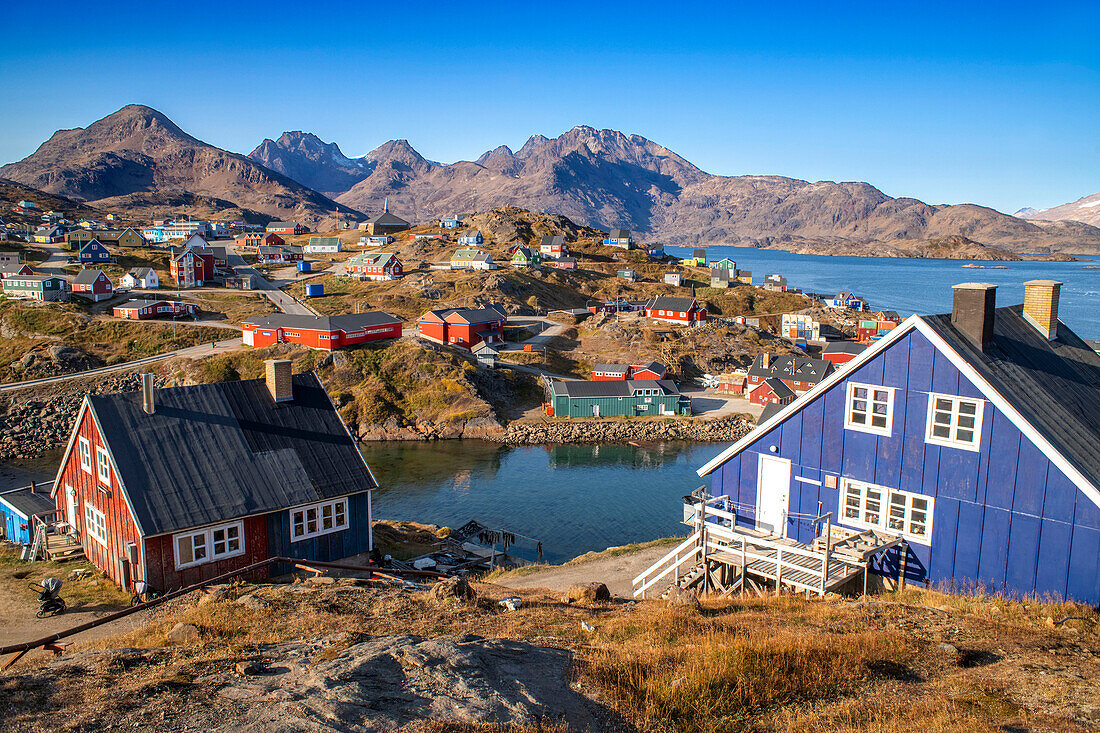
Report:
494,417,754,445
0,372,166,460
355,415,506,442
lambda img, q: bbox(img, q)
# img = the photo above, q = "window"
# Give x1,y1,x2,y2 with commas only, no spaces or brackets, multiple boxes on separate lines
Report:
840,479,933,544
845,383,895,436
174,521,244,569
95,445,111,485
291,498,349,542
925,394,984,450
79,437,92,474
84,503,107,547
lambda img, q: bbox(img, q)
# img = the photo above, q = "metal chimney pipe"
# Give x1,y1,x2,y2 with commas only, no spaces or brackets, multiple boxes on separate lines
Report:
141,373,155,415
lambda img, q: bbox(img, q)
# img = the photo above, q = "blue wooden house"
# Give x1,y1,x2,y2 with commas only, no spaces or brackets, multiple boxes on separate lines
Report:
440,215,462,229
0,486,56,545
78,239,112,264
692,281,1100,606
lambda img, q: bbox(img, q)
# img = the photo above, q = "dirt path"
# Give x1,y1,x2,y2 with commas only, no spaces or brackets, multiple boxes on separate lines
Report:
495,542,679,598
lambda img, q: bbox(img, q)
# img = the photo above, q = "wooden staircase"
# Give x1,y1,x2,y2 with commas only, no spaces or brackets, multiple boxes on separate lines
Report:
634,500,905,599
28,519,84,562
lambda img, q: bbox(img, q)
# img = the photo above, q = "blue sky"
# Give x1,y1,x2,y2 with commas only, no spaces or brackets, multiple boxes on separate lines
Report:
2,1,1097,213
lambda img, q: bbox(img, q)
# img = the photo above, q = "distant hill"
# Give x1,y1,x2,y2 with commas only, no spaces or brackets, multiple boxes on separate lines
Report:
249,132,372,197
0,178,113,223
1015,192,1100,227
0,105,363,229
260,124,1100,254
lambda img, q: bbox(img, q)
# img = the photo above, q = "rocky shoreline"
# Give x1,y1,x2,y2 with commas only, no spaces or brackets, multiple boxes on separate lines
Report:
491,416,754,445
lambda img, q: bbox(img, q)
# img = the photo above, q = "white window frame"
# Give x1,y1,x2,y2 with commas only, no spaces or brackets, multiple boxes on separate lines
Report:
174,520,245,569
290,498,349,542
844,383,895,437
78,436,93,475
84,503,108,547
95,445,111,485
839,479,934,545
925,393,984,451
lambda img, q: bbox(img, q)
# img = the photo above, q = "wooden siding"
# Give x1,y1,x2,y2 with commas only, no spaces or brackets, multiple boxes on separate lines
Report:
265,492,373,573
143,515,270,593
710,328,1100,605
54,406,144,590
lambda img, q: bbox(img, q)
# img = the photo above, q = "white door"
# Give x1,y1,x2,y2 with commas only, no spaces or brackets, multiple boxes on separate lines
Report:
756,455,791,537
593,405,600,417
65,486,77,531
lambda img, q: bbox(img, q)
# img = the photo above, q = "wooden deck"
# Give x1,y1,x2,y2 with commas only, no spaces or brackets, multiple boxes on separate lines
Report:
634,500,904,599
43,532,84,561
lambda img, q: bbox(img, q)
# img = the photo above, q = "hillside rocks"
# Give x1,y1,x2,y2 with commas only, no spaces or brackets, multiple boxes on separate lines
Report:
0,372,165,460
356,415,505,442
495,416,754,445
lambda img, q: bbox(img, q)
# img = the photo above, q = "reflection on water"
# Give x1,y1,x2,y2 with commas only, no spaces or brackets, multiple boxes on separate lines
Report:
362,440,727,564
0,450,63,490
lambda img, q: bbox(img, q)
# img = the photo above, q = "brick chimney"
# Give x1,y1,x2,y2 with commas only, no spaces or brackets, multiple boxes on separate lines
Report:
761,353,770,369
951,283,997,350
1022,279,1061,340
265,359,293,403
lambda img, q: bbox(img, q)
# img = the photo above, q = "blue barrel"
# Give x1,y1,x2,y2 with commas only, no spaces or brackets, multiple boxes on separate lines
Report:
297,261,312,273
305,283,324,297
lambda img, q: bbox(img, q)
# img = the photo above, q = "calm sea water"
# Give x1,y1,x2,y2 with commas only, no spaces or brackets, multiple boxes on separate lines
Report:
666,246,1100,339
364,441,725,563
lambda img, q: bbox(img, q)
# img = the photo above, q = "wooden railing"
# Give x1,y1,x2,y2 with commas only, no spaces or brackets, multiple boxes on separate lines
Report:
632,533,701,599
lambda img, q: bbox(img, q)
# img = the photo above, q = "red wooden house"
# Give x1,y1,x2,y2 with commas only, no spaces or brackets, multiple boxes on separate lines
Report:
71,269,113,302
821,340,867,366
592,364,631,381
242,312,402,350
236,232,284,249
748,376,796,406
417,305,507,350
347,252,403,280
630,361,668,380
170,246,215,288
50,364,377,593
266,221,307,236
644,296,707,324
113,300,199,320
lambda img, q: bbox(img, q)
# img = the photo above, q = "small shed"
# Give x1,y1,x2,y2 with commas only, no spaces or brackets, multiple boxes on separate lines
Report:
617,269,638,282
0,485,56,545
305,283,324,297
472,341,499,369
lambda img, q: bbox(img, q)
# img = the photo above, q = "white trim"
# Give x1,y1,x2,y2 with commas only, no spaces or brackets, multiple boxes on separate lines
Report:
794,476,823,486
79,436,93,475
696,313,1100,512
838,478,934,545
85,403,146,537
924,392,984,451
84,503,108,547
290,497,348,542
95,444,111,485
844,382,895,437
173,519,245,569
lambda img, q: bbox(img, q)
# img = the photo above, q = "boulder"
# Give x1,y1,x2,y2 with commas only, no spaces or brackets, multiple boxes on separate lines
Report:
430,576,476,602
566,582,611,603
235,594,269,611
666,585,701,609
167,622,200,645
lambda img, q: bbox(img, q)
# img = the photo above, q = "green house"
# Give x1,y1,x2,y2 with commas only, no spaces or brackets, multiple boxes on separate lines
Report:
548,380,691,418
510,247,542,267
711,257,737,270
1,274,67,301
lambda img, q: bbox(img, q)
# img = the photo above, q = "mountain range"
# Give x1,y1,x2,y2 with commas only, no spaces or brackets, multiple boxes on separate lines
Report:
1016,192,1100,228
3,105,1099,254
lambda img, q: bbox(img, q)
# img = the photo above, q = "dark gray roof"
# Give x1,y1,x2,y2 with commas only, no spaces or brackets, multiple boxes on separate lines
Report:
748,354,832,383
72,269,107,285
608,229,631,239
710,268,732,280
593,364,630,374
693,248,706,257
763,377,796,399
646,296,699,311
823,341,868,355
369,212,410,227
87,373,377,536
0,487,56,518
632,361,667,375
922,304,1100,493
540,235,565,246
422,305,507,324
758,402,783,424
551,379,680,398
127,267,155,278
243,312,401,331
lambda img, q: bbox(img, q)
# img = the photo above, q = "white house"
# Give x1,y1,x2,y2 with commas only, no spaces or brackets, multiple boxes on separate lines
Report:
306,236,342,254
121,267,159,289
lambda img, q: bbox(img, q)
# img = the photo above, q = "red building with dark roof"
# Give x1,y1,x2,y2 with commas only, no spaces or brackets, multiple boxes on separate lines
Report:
417,305,507,350
242,312,402,350
645,296,707,324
